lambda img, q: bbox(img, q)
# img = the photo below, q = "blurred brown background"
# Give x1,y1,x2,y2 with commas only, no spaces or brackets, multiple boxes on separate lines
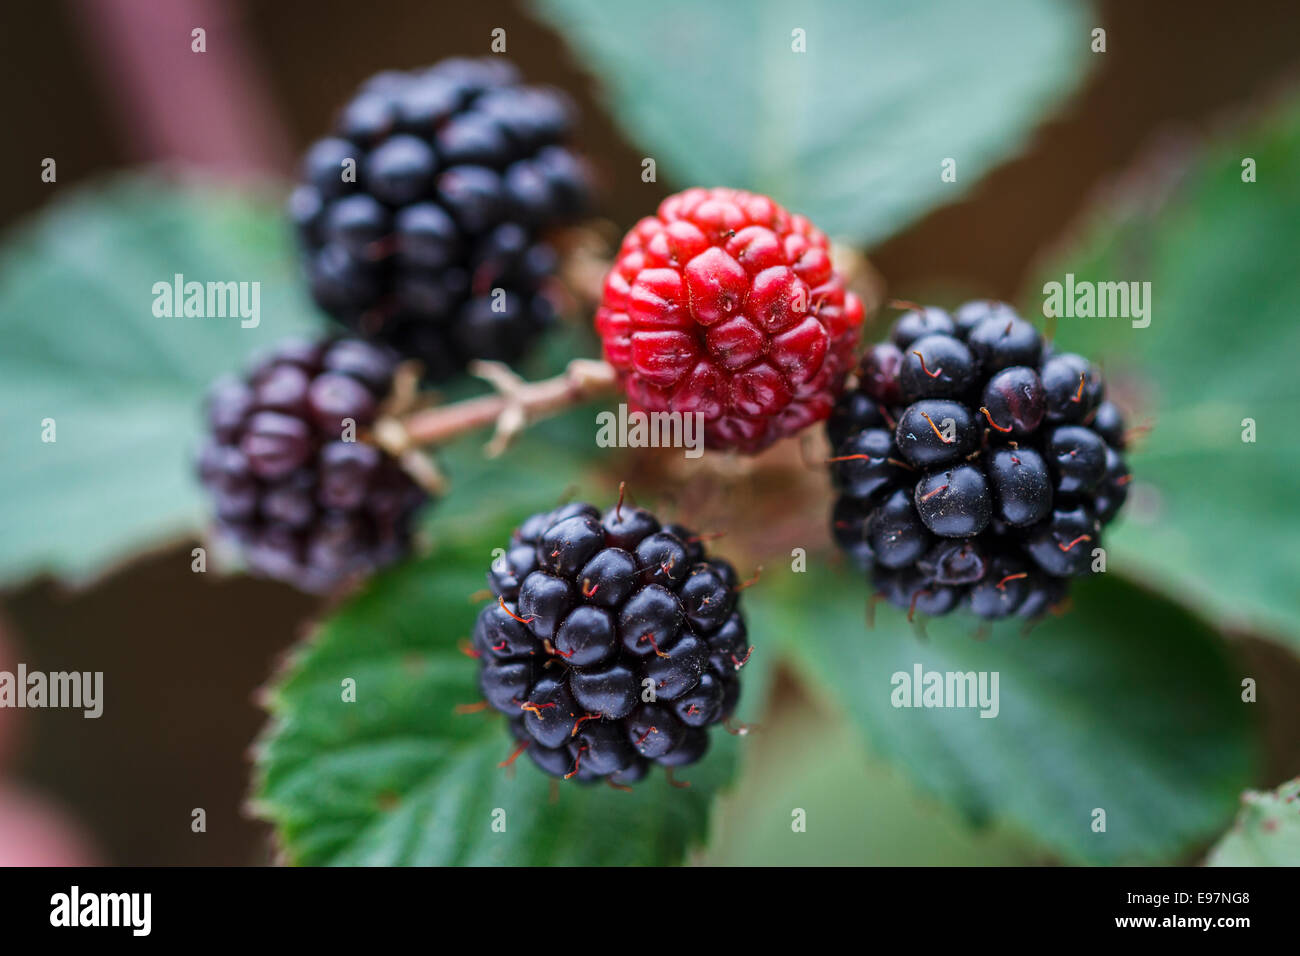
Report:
1,0,1298,864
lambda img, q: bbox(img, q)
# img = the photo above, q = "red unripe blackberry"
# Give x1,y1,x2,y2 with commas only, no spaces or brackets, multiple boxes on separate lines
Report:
828,302,1132,620
478,496,752,784
594,187,865,453
198,337,429,593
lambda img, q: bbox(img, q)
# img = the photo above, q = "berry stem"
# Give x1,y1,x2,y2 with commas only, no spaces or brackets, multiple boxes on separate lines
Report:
377,357,619,459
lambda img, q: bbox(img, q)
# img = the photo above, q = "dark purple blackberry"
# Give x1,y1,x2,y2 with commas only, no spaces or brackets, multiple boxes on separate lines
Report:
477,498,751,783
291,57,591,380
827,301,1132,621
197,337,429,593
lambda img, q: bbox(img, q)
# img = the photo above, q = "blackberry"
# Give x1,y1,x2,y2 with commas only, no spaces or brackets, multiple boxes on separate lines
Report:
291,58,591,380
477,497,751,783
197,337,429,593
828,302,1131,620
593,187,865,453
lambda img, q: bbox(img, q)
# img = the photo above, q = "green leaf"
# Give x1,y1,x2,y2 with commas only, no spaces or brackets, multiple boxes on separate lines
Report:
254,518,764,866
533,0,1090,244
753,565,1259,864
0,174,323,585
1027,93,1300,648
700,672,1044,865
1206,778,1300,866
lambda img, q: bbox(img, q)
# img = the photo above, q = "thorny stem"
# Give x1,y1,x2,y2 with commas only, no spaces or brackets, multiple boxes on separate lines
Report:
372,357,619,471
364,233,882,492
362,234,883,488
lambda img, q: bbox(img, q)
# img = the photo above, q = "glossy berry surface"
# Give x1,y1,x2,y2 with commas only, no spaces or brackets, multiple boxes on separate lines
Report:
476,499,751,783
828,302,1131,620
594,187,865,453
197,337,429,593
291,58,591,380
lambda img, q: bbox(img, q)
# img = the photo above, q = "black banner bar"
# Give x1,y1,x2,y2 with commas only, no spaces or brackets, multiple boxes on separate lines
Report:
0,865,1283,941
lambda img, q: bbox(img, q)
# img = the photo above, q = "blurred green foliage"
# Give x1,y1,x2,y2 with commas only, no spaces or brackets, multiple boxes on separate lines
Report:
534,0,1090,243
750,569,1257,864
0,176,322,584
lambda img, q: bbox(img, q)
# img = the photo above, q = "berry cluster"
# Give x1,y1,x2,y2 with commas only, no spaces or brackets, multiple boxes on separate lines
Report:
595,187,865,453
290,57,590,380
475,498,751,784
198,338,428,593
828,302,1130,620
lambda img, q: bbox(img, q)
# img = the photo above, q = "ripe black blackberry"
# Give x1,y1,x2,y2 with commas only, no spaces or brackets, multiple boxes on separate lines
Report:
290,57,591,380
476,496,751,784
197,337,429,593
828,301,1131,621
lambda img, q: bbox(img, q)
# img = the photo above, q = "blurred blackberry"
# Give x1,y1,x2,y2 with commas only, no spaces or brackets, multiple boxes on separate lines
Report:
828,301,1131,621
197,337,430,593
290,57,591,380
477,497,751,784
